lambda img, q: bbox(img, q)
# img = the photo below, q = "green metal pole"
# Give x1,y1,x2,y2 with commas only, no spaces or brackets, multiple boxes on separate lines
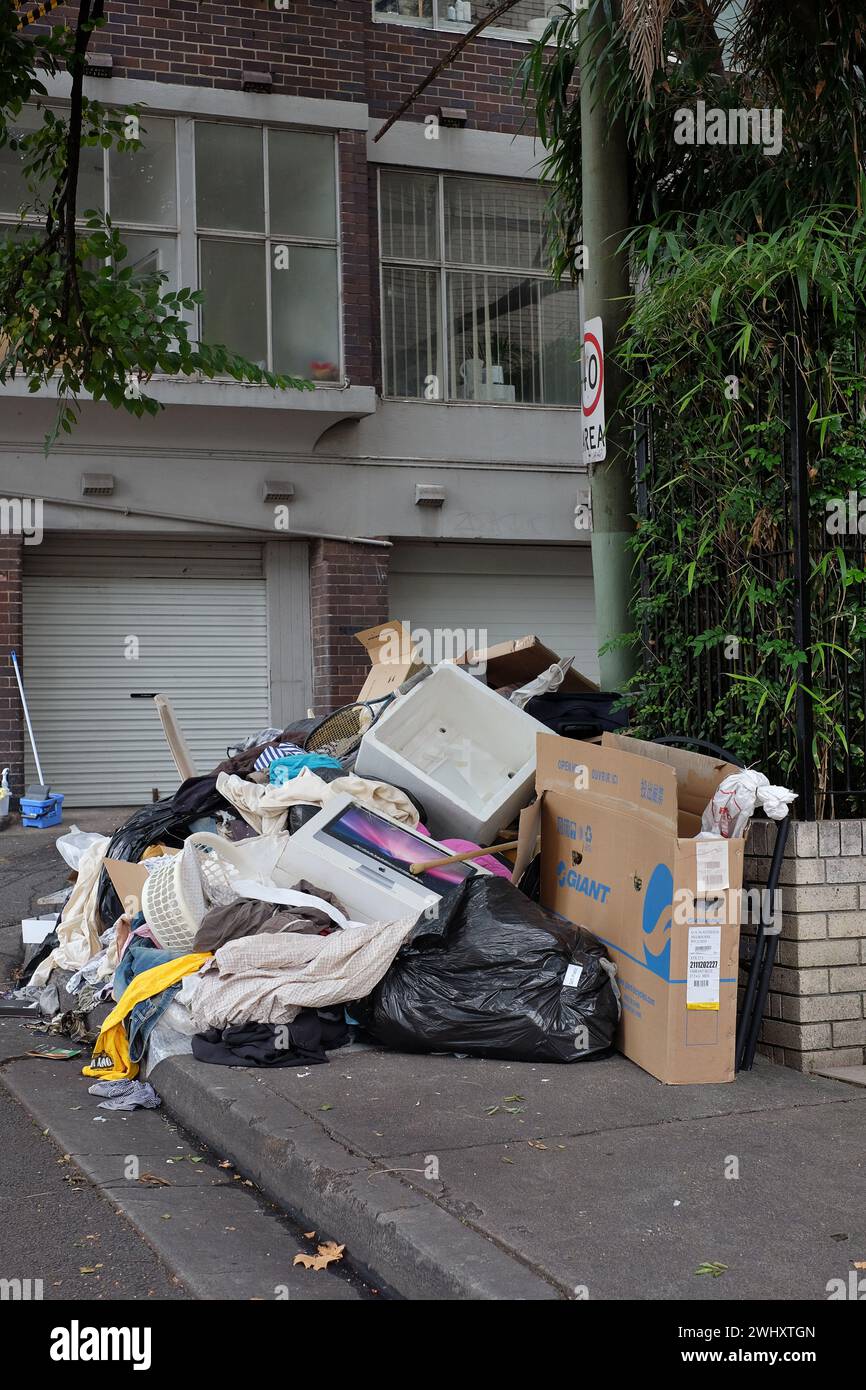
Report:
580,1,636,689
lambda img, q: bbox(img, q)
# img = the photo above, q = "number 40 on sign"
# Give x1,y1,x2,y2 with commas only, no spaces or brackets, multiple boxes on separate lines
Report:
582,316,606,464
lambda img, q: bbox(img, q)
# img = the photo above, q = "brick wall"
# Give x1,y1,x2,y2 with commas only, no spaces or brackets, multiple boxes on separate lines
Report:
0,539,24,799
744,819,866,1072
364,16,534,131
339,129,375,384
31,1,368,98
30,2,534,133
27,4,537,384
309,539,390,711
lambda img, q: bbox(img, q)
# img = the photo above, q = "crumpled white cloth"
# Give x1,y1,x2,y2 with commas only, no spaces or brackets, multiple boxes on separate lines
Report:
701,769,797,840
31,834,114,987
185,914,416,1029
67,923,117,994
216,768,419,836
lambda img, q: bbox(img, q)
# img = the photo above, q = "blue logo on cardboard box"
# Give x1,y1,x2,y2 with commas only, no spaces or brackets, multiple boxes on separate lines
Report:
556,860,611,905
642,862,673,980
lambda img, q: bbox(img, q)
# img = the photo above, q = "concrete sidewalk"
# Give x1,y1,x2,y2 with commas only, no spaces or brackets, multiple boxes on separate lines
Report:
151,1042,866,1301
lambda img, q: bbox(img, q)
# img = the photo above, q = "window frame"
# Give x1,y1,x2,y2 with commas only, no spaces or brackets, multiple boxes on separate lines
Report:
0,107,345,387
0,106,182,263
370,0,577,44
192,118,343,382
377,167,579,408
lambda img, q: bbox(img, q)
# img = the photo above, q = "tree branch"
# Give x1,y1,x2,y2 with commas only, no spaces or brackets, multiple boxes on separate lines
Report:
373,0,525,143
56,0,104,354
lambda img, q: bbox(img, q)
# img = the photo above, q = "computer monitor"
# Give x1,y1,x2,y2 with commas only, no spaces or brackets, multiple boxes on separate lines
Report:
273,794,487,923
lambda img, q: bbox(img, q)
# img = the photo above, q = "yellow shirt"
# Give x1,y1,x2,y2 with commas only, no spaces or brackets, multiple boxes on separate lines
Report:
82,953,211,1081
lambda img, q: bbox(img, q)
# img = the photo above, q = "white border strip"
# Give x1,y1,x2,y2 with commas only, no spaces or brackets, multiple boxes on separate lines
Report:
37,70,369,131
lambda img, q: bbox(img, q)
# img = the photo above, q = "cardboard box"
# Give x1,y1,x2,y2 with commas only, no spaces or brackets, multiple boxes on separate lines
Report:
104,851,177,919
457,634,598,694
355,620,426,702
513,732,745,1084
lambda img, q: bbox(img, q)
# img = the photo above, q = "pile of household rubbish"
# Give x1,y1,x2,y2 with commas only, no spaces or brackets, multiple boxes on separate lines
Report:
5,624,799,1103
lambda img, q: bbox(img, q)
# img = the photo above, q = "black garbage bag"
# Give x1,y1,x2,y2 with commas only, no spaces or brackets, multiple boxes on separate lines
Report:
352,876,620,1063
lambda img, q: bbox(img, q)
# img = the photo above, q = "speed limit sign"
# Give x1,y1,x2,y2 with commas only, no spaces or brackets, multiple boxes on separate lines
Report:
582,316,606,463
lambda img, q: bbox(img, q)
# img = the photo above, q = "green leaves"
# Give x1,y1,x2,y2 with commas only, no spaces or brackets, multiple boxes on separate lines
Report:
613,199,866,804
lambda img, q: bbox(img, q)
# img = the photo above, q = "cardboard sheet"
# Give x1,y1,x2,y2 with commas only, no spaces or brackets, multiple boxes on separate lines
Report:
458,634,598,693
355,620,426,701
104,850,177,919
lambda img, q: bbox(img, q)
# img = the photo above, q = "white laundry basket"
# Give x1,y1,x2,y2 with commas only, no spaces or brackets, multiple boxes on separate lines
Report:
141,831,291,950
140,843,209,952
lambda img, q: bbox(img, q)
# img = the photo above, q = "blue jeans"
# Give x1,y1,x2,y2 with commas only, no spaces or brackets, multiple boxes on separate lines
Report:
113,939,190,1065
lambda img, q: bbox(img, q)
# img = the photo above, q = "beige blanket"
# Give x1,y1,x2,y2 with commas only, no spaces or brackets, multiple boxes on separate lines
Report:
216,768,419,835
184,914,415,1029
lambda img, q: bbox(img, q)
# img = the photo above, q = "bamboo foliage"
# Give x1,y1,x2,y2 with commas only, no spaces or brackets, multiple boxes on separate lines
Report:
520,1,866,808
621,0,674,100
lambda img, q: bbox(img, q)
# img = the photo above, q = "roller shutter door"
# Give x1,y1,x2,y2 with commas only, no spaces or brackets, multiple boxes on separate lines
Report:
22,539,271,807
388,543,598,682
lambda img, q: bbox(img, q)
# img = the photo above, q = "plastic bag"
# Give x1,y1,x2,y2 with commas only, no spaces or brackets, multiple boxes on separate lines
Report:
56,826,108,873
509,658,574,709
352,876,620,1063
701,769,797,839
143,1000,198,1070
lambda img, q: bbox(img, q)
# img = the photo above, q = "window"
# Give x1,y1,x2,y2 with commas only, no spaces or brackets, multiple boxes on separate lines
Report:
380,171,579,405
0,107,178,292
1,110,342,387
372,0,573,41
195,122,341,379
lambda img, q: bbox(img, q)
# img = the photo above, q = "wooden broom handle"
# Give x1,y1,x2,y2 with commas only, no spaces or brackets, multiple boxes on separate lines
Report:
409,840,520,875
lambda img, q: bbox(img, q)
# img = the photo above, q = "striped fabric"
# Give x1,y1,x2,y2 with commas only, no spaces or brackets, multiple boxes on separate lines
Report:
252,741,305,772
16,1,65,30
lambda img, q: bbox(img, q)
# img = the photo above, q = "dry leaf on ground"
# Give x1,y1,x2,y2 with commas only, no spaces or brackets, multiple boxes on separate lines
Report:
293,1241,345,1271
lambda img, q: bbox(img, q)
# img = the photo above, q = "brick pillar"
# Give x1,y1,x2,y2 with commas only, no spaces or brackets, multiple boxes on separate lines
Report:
0,537,24,798
339,129,374,387
310,540,389,712
744,818,866,1071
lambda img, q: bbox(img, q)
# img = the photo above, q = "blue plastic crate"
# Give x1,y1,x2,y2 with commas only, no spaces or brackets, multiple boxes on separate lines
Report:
21,793,64,828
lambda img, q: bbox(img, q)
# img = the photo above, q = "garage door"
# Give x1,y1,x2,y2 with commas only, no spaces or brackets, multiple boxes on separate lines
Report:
23,539,271,807
389,543,598,682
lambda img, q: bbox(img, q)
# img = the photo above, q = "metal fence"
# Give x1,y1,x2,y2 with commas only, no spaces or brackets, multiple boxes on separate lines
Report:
634,328,866,821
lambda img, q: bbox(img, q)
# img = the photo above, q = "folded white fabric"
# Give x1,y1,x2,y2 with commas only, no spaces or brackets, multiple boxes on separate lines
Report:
187,914,416,1030
30,834,112,988
216,768,419,835
701,769,797,840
